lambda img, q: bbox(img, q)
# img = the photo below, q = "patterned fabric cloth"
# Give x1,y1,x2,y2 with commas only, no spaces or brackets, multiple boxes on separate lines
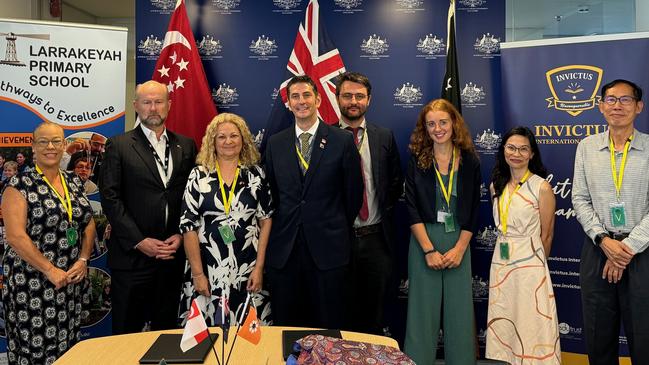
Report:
287,335,415,365
486,174,561,364
2,171,93,365
178,165,273,327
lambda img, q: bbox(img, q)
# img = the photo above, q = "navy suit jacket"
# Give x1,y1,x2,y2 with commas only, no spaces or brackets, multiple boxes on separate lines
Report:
99,126,197,270
347,122,403,253
264,121,363,270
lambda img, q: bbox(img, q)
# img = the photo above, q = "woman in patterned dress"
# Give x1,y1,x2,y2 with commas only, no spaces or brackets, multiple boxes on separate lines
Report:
178,113,273,328
486,126,560,364
1,122,95,365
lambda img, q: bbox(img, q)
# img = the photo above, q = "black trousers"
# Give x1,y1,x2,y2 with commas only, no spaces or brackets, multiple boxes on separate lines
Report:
110,259,184,335
348,228,392,335
580,237,649,365
266,228,348,329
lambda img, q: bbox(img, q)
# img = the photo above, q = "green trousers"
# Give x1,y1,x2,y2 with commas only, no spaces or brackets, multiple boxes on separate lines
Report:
404,223,476,365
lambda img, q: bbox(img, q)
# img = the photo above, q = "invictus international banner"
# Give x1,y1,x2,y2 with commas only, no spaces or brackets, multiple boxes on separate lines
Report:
501,32,649,363
0,18,127,360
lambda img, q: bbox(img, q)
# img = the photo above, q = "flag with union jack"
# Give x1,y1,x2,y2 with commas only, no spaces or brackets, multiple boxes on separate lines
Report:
260,0,346,151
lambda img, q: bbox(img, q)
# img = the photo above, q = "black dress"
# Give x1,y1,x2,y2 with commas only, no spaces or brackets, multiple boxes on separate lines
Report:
2,170,93,365
178,165,273,326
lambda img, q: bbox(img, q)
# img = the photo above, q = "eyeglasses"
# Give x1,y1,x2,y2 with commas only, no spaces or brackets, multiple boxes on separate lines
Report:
34,139,64,148
340,93,367,101
603,95,637,105
504,144,531,156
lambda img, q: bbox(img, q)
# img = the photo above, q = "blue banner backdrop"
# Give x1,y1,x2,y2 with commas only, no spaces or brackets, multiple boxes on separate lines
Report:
0,18,127,359
501,33,649,362
136,0,505,357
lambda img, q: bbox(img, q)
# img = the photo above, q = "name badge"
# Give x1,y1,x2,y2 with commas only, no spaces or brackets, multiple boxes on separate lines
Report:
500,241,510,260
610,202,626,227
218,224,236,244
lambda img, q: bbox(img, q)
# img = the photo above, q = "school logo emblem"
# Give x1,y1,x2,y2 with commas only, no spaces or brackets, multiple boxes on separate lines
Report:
545,65,603,116
196,35,222,57
138,35,163,56
360,34,389,56
212,83,239,106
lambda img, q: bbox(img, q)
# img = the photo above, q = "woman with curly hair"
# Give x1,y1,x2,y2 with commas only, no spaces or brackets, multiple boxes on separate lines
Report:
178,113,273,327
404,99,480,365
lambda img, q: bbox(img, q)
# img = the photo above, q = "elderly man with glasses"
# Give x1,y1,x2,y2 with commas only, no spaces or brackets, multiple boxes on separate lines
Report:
572,79,649,365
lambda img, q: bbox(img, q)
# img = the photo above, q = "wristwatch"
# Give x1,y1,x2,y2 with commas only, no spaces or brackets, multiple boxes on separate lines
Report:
594,232,609,246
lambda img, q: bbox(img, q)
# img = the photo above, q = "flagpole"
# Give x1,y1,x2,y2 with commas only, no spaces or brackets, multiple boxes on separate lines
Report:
224,292,251,365
207,328,221,365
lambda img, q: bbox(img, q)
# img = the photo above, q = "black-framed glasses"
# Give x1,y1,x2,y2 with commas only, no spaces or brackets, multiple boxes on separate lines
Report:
34,139,64,148
504,144,531,156
340,93,367,101
603,95,636,105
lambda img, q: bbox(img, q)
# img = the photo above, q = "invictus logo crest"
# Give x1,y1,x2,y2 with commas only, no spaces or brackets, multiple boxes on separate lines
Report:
360,34,389,57
212,83,239,106
545,65,603,116
138,35,163,56
394,82,423,104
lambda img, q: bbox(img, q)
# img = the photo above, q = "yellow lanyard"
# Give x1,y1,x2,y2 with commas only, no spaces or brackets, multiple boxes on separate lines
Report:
609,135,632,201
498,170,531,236
35,165,73,223
215,163,240,215
295,146,309,171
432,147,456,209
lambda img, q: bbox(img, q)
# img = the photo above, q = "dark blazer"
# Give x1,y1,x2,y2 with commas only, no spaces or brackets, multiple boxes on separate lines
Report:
405,149,481,233
99,126,197,270
349,122,403,252
264,121,364,270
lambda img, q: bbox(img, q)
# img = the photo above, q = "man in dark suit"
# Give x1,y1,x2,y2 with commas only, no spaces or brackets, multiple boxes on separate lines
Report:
336,71,403,334
99,80,197,334
264,75,363,329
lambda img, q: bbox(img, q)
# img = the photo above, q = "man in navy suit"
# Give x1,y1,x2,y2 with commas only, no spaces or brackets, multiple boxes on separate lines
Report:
100,80,197,334
264,75,363,329
336,72,403,335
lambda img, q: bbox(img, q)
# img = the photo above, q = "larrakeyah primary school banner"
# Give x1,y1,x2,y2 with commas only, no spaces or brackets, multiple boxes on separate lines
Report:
501,32,649,364
0,18,127,361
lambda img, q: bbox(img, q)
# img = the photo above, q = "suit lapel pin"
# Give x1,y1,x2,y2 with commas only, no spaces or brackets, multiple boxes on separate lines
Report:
320,138,327,148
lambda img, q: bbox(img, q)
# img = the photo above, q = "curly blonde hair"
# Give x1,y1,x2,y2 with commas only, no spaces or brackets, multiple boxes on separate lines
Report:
196,113,260,171
409,99,476,170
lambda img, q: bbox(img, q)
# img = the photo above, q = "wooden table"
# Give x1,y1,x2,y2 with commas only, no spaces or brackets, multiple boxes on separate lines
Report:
55,326,400,365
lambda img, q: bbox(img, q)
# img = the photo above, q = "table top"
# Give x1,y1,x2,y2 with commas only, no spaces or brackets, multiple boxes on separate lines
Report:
55,326,400,365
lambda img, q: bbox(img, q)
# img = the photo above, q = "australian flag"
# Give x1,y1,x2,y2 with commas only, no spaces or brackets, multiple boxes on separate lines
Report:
441,0,462,114
260,0,346,152
215,295,230,343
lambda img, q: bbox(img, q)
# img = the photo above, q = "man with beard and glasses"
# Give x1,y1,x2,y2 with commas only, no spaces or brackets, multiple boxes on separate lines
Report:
99,80,197,334
64,133,106,184
335,71,403,334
